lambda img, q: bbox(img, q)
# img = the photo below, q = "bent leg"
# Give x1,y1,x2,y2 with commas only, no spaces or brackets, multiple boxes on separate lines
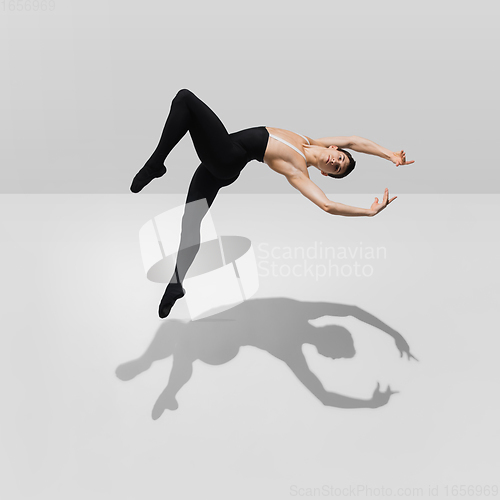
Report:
148,89,241,167
147,89,202,165
131,89,194,192
131,89,243,192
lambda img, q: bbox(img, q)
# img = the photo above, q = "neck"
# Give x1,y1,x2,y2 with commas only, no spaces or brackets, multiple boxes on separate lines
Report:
304,145,322,170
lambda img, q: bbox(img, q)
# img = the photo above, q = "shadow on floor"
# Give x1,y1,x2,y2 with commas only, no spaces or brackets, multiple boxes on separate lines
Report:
116,297,418,420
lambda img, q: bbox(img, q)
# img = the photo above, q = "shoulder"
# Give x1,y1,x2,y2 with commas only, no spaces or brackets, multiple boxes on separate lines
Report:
265,157,307,178
303,136,323,147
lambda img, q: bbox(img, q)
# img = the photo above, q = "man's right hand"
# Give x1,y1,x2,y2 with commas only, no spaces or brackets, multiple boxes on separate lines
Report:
369,188,397,216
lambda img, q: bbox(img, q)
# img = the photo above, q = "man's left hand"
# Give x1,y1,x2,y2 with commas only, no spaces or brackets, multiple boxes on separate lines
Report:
391,150,415,166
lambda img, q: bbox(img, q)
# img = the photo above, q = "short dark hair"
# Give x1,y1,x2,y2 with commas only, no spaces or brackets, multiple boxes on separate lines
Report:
327,148,356,179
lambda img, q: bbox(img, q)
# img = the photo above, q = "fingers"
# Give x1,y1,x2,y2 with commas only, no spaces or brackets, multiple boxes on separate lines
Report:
374,190,397,210
375,190,398,208
398,150,415,165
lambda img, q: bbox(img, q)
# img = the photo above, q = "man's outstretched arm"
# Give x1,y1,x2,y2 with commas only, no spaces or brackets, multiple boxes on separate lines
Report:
349,136,415,166
286,173,396,217
313,136,354,149
313,135,414,166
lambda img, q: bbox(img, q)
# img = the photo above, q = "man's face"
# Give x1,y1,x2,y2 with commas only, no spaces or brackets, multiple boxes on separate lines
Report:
320,145,349,176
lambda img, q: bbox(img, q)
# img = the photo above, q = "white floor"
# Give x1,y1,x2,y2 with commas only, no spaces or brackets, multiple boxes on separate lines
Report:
1,193,499,499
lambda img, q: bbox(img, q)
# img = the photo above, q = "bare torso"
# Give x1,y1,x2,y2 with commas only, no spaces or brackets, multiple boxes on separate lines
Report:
263,126,317,178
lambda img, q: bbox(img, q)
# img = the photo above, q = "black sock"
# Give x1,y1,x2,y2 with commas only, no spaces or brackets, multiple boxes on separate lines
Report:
158,282,186,319
130,158,167,193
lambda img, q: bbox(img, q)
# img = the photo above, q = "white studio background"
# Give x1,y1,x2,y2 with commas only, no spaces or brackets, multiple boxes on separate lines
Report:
0,0,498,194
1,1,500,499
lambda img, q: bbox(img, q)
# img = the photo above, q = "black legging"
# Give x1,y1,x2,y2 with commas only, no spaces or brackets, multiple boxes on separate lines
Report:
147,89,269,285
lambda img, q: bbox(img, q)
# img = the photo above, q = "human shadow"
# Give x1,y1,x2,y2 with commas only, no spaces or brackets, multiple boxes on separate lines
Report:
116,297,418,420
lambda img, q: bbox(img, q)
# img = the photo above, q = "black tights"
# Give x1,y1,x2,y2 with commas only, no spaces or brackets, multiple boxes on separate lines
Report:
148,89,248,180
147,89,250,285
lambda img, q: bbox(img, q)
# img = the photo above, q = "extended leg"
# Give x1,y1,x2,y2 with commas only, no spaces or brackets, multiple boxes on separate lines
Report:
158,164,239,319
